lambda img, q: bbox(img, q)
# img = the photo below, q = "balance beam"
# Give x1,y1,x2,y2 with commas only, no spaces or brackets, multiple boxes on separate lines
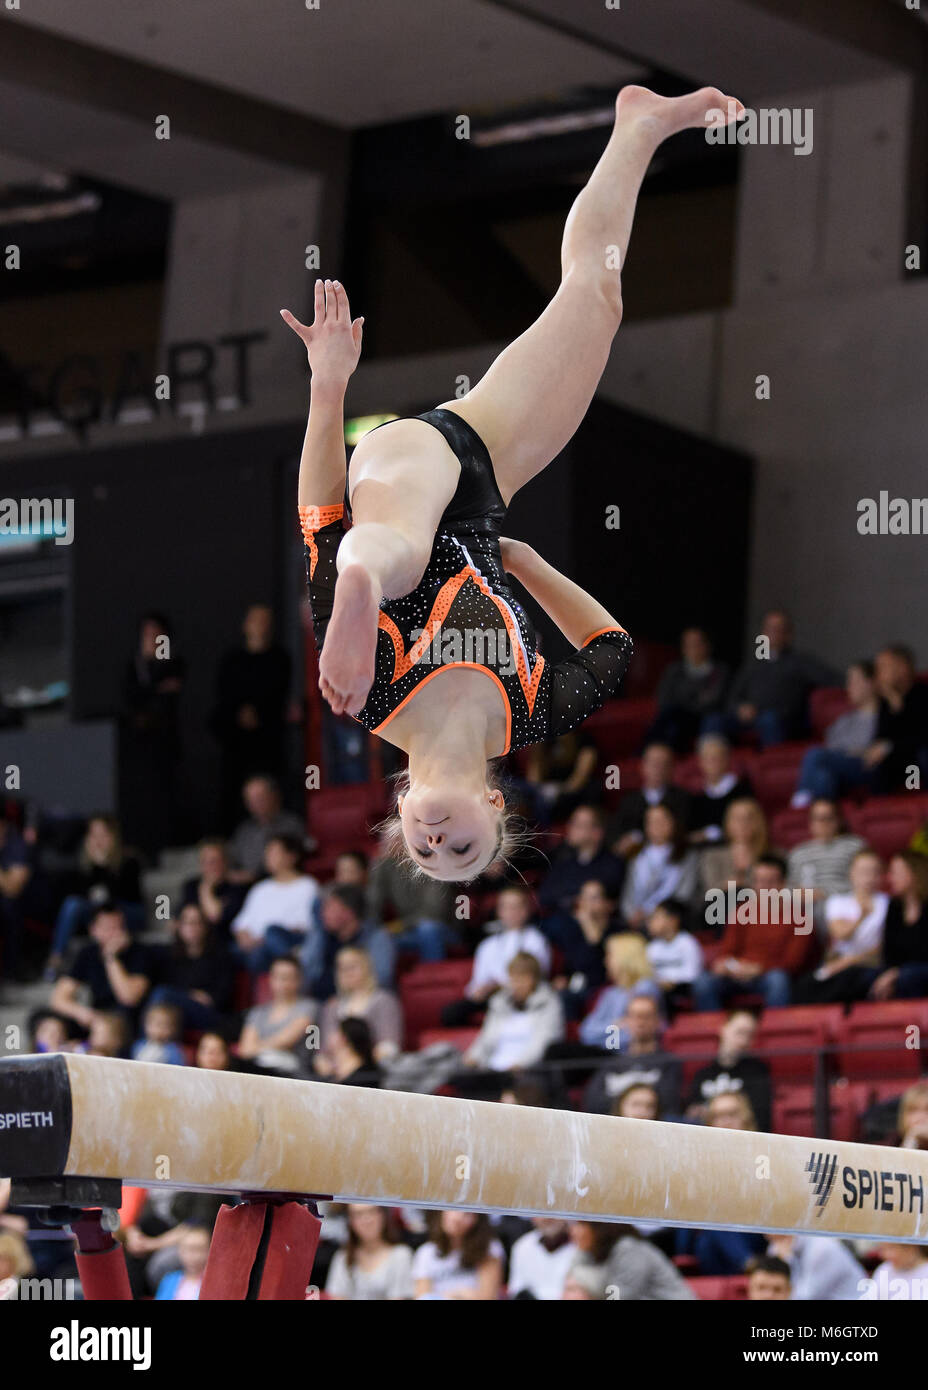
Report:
1,1053,926,1242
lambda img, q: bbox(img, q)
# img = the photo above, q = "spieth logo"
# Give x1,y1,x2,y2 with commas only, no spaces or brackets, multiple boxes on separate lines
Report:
806,1151,839,1213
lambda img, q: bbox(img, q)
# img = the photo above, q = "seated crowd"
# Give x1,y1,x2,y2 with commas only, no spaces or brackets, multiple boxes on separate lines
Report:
1,613,927,1301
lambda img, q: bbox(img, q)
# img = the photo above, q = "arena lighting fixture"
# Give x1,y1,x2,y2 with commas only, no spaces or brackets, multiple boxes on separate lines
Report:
471,105,616,148
0,191,100,227
344,413,398,446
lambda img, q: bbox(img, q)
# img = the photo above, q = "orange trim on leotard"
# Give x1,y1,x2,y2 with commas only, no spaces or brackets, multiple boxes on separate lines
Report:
582,623,628,646
377,562,545,718
298,503,344,579
369,662,514,755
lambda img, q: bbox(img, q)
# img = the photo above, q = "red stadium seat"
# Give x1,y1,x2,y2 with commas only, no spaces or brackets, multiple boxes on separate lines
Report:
771,806,812,851
834,1000,928,1080
583,697,656,759
399,962,477,1048
663,1012,726,1085
845,796,928,861
751,742,813,814
688,1275,749,1300
755,1005,844,1081
809,687,850,738
772,1081,872,1141
307,783,391,854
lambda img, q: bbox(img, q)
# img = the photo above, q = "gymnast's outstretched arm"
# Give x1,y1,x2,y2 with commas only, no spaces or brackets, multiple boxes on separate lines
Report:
500,537,624,648
281,278,364,507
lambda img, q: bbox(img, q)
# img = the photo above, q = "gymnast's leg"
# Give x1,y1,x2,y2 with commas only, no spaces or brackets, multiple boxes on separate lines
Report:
441,86,743,502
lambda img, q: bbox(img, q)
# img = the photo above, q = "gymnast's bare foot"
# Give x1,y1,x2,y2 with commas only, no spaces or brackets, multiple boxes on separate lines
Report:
319,564,379,716
615,85,744,141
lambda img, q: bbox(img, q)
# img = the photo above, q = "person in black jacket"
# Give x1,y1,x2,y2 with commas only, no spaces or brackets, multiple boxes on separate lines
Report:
869,852,928,1001
148,902,236,1031
48,815,143,976
712,610,838,748
537,805,624,916
684,1008,772,1131
608,744,692,858
867,646,928,792
211,604,293,830
688,735,753,844
646,627,730,752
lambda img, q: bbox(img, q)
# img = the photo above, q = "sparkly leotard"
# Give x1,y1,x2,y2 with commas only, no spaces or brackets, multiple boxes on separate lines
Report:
299,408,633,753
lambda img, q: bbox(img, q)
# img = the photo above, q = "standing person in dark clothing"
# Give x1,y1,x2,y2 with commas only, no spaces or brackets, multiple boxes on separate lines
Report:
867,645,928,792
120,612,184,859
647,627,730,752
212,604,293,829
715,609,838,748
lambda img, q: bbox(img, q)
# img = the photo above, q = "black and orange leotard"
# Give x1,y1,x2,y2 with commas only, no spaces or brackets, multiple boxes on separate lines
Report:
299,407,633,754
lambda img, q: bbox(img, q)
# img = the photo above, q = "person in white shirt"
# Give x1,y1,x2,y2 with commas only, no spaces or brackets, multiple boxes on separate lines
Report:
232,833,319,974
442,886,551,1026
509,1219,576,1300
412,1211,503,1300
645,898,703,1010
794,849,887,1004
766,1233,866,1301
458,954,564,1092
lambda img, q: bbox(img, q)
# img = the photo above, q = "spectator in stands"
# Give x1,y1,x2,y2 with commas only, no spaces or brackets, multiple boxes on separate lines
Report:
538,805,624,914
609,744,692,858
154,1224,211,1301
696,798,771,926
898,1081,928,1150
509,1219,576,1300
645,898,704,1012
685,1009,772,1131
688,735,753,844
77,1011,129,1058
706,1091,757,1130
0,811,32,982
211,603,292,830
568,1222,695,1300
520,730,602,826
868,851,928,1000
131,1001,185,1065
237,955,315,1076
794,849,887,1004
47,815,143,977
50,905,155,1034
180,839,247,942
231,833,319,974
317,1016,383,1088
620,806,699,930
29,1009,76,1054
648,627,730,751
714,609,838,748
791,661,880,807
460,953,564,1087
148,902,235,1031
578,934,662,1050
333,849,369,887
228,775,307,882
120,610,185,858
746,1255,791,1300
412,1211,503,1300
326,1206,414,1300
543,878,619,1016
123,1191,224,1298
611,1081,660,1119
367,836,456,961
765,1234,865,1301
302,883,396,1001
442,886,550,1027
317,946,402,1065
195,1032,232,1072
583,992,682,1117
692,856,811,1010
787,800,866,913
868,644,928,792
866,1243,928,1300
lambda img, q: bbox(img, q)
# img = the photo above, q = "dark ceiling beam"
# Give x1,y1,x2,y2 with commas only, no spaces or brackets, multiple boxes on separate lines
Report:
727,0,928,73
0,16,348,177
480,0,685,85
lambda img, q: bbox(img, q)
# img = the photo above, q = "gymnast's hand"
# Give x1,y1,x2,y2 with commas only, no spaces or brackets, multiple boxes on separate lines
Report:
280,278,364,385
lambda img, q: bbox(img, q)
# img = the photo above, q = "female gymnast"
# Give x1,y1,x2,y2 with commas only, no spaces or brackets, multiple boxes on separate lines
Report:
283,85,743,882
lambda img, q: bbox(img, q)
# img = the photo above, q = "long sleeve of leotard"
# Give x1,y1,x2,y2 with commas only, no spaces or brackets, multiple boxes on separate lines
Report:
298,504,345,652
545,628,634,738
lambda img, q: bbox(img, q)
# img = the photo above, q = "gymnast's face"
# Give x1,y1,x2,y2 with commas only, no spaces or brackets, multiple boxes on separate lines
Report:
398,785,505,880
